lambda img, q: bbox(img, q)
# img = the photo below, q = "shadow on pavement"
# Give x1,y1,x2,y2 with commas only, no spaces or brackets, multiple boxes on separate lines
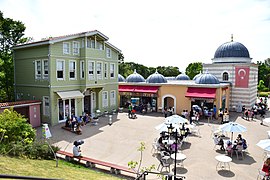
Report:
217,169,235,177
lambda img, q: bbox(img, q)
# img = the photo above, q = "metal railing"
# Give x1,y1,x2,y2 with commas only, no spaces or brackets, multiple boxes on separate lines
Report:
135,171,185,180
0,174,60,180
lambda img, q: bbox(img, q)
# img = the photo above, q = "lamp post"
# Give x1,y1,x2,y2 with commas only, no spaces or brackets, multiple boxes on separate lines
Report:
167,123,174,134
167,123,178,180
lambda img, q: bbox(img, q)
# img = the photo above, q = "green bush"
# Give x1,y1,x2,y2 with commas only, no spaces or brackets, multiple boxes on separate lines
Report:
259,92,270,97
25,141,60,160
0,109,59,160
0,109,36,144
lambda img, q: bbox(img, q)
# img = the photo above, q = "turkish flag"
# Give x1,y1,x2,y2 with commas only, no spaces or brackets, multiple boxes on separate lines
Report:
235,67,249,88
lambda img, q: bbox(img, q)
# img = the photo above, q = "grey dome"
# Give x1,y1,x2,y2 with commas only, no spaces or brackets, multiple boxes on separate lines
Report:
195,72,220,84
118,74,125,82
193,73,202,80
146,71,167,83
126,69,145,83
214,41,250,58
176,74,190,80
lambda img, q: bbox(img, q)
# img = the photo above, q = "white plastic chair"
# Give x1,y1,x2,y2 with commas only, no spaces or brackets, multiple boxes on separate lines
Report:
257,169,268,180
157,158,171,172
210,126,218,138
151,142,161,154
213,137,219,150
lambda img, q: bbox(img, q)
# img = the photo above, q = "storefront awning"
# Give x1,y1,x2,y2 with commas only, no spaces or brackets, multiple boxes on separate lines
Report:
119,85,159,93
56,90,84,99
119,85,135,92
185,87,216,99
133,86,159,93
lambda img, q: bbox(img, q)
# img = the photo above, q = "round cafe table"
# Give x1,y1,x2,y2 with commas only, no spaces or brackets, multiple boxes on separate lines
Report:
171,153,186,167
162,139,174,145
215,155,232,171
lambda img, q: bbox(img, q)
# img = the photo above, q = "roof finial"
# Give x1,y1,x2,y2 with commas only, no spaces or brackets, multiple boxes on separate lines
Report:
134,69,137,73
231,34,233,42
155,69,158,74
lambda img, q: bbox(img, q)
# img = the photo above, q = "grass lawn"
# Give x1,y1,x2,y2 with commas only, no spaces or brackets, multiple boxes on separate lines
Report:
0,156,124,180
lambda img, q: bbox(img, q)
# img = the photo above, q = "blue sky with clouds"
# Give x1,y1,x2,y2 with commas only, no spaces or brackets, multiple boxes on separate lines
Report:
1,0,270,71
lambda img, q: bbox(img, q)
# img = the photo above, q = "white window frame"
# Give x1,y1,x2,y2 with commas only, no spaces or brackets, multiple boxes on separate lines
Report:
87,39,91,48
88,60,95,80
106,48,111,58
80,60,85,79
222,72,229,81
69,60,76,80
35,60,42,79
73,41,80,55
97,41,103,50
56,60,65,80
110,90,116,106
63,42,70,54
104,63,108,79
42,59,49,79
110,63,115,78
96,62,102,80
43,96,50,116
91,40,95,49
81,39,85,48
102,91,108,107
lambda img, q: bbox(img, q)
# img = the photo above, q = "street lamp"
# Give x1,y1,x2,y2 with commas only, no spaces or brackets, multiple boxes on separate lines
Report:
167,123,179,180
167,123,174,134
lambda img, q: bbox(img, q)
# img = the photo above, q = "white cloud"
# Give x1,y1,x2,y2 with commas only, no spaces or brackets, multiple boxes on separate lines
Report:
1,0,270,72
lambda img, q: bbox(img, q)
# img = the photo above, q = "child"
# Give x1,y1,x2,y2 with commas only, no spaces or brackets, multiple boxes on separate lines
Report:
226,141,233,155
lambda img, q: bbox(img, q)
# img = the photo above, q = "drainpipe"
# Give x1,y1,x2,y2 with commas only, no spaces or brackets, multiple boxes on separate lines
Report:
48,43,52,125
13,50,16,101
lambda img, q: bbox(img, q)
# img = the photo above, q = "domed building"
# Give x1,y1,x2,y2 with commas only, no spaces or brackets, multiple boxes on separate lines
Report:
126,69,145,83
176,74,190,80
195,72,219,84
118,74,126,82
204,35,258,110
193,72,202,80
146,70,167,83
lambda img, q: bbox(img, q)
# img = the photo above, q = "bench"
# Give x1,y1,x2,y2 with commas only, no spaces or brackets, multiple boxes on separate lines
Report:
56,150,136,176
61,126,82,135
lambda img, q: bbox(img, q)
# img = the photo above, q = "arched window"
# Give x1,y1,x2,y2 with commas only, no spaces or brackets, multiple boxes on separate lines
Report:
223,72,229,81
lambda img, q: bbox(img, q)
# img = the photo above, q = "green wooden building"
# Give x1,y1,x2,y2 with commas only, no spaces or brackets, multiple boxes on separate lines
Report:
13,30,120,126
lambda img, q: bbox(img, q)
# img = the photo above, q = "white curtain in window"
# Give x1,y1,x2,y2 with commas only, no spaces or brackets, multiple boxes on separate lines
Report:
57,61,64,70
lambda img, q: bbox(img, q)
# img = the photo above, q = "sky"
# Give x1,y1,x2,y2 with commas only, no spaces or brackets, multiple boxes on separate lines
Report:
1,0,270,72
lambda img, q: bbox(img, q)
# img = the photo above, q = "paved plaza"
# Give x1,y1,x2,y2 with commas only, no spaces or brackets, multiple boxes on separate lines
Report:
37,111,270,179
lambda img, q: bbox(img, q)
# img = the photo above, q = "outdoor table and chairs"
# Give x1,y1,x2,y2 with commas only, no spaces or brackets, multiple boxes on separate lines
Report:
215,155,232,171
170,152,186,167
162,139,175,145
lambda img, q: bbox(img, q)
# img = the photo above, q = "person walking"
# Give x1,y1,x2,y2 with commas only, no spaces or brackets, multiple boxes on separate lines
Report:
128,103,133,118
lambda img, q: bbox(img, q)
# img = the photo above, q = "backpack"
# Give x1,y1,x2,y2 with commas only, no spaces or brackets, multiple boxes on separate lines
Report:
242,139,247,149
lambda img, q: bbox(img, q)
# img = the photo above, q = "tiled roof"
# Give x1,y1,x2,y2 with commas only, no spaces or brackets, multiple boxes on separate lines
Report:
0,100,41,108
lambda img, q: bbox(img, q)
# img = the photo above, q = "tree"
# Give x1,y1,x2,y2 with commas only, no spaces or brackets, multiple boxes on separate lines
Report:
0,11,28,101
157,66,180,77
119,62,180,79
185,62,202,80
128,142,155,178
118,52,124,63
258,80,266,92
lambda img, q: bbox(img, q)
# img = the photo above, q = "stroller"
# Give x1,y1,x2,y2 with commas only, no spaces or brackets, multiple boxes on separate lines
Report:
130,109,137,119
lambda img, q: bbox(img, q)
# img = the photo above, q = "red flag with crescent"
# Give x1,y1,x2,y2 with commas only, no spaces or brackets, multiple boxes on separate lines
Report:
235,67,249,88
